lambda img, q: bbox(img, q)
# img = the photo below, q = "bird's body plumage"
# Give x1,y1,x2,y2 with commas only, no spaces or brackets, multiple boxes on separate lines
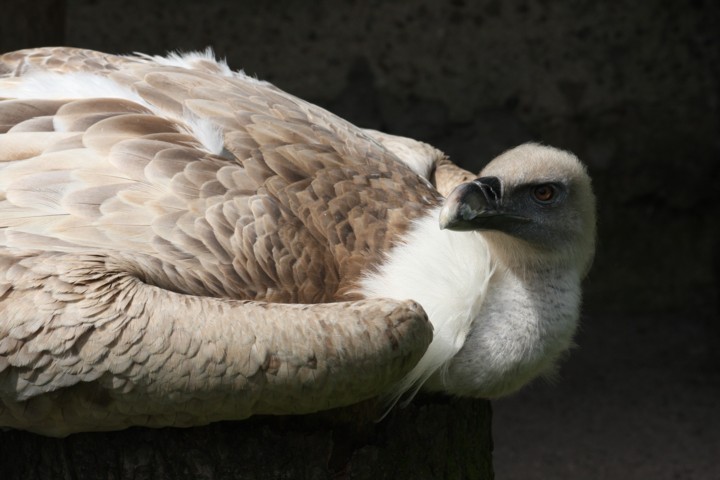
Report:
0,47,442,302
0,47,596,436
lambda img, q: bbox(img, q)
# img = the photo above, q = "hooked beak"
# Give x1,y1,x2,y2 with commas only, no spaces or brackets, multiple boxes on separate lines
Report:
439,176,528,231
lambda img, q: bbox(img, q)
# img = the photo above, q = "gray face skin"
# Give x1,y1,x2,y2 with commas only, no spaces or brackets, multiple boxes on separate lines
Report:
439,176,576,250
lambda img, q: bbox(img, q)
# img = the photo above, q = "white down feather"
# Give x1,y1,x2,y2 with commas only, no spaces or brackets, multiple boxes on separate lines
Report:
358,207,495,403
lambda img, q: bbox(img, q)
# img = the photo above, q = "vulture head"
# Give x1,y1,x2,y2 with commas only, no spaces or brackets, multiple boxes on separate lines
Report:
440,143,596,275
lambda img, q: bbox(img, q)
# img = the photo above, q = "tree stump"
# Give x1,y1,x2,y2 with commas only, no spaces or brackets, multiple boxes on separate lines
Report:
0,396,493,479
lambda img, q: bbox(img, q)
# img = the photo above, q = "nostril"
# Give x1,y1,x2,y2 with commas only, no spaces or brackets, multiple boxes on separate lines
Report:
473,176,502,203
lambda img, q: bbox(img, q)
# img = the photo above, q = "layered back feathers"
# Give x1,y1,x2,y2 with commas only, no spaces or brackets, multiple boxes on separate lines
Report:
0,47,444,303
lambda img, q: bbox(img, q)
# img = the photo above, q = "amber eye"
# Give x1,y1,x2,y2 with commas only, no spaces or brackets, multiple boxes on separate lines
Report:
532,184,557,204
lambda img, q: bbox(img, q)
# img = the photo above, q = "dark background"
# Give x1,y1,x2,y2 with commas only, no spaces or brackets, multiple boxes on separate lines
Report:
2,1,719,478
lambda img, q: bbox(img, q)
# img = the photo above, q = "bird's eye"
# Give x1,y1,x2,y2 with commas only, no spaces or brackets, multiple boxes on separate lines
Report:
532,184,558,204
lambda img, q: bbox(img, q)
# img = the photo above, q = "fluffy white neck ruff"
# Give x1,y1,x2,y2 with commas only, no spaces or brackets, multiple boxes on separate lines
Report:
358,207,494,402
361,207,583,404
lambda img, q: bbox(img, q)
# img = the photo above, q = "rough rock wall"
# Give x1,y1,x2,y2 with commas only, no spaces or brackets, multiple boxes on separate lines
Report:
1,1,718,479
0,0,64,52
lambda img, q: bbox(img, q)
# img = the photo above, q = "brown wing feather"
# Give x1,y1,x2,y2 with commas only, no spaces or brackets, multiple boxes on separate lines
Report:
0,251,432,435
432,155,477,196
0,47,143,76
0,47,442,304
0,47,448,434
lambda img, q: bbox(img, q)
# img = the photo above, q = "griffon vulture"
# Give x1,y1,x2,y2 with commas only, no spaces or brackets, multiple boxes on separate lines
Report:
0,47,596,436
